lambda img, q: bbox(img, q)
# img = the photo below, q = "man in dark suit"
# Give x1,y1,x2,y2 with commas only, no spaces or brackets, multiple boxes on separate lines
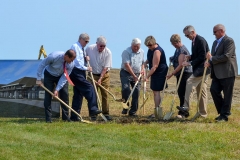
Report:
205,24,238,122
177,25,210,119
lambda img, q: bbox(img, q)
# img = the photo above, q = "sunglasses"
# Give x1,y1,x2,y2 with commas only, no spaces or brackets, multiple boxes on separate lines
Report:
185,34,190,38
85,40,89,43
213,30,219,34
100,45,106,48
147,44,152,47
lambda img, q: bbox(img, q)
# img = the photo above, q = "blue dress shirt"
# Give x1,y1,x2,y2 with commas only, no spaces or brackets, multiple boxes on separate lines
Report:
71,42,87,71
37,51,75,91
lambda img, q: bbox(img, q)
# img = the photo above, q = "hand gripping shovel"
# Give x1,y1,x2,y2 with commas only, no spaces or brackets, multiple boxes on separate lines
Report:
154,61,172,120
191,59,208,121
163,66,185,120
87,61,107,122
40,84,92,124
87,75,124,102
122,74,142,109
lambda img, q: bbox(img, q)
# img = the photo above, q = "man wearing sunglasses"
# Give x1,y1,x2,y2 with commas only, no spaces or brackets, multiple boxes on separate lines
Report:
69,33,102,121
205,24,238,122
85,36,112,121
177,25,210,120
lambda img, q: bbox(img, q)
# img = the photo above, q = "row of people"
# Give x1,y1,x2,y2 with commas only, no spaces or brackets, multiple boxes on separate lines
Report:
36,23,237,123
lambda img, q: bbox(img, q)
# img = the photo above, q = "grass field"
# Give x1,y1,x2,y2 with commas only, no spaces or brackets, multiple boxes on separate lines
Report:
1,69,240,159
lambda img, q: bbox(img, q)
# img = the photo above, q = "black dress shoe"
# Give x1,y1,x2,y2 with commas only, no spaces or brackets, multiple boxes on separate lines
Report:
215,116,228,122
104,115,113,121
122,109,128,114
177,106,189,114
90,110,102,116
90,115,97,121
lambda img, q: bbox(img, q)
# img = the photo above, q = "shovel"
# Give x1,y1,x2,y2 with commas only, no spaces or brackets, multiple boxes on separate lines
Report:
163,66,185,120
40,84,92,124
87,75,124,102
191,59,208,121
154,61,172,120
122,74,142,109
139,68,148,115
87,61,107,122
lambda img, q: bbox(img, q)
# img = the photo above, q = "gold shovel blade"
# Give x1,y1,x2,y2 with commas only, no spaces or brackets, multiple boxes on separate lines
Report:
122,102,129,109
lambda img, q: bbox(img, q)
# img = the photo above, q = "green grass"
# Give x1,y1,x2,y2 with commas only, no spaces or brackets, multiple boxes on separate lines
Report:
1,70,240,159
0,118,240,159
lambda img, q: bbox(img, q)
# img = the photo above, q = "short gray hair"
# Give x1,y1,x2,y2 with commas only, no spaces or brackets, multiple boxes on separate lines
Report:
214,24,226,32
131,38,141,45
183,25,195,33
79,33,90,40
96,36,107,45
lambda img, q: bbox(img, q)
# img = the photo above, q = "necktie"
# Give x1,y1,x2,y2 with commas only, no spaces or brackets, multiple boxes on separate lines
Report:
63,62,74,86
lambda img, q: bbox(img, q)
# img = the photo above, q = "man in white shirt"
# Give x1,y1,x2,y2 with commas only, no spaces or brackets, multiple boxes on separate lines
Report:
86,36,112,120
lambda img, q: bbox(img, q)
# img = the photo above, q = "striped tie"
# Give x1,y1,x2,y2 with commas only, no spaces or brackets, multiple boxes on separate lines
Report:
63,62,74,86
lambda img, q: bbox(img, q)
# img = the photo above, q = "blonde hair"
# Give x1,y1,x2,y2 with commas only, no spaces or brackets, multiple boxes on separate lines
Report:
170,34,181,43
144,35,156,46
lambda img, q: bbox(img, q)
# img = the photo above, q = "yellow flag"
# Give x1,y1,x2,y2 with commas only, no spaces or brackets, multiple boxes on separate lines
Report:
38,45,47,59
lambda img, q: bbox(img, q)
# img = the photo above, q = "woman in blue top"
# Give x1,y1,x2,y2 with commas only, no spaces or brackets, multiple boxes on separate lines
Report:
167,34,192,118
143,36,168,118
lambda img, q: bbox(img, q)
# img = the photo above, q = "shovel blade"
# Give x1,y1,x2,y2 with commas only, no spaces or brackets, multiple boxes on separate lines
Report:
122,102,129,109
157,107,163,119
154,107,163,120
163,111,174,120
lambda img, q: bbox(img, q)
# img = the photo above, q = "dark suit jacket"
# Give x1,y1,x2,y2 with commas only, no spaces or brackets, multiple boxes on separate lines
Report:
191,34,210,77
211,35,238,79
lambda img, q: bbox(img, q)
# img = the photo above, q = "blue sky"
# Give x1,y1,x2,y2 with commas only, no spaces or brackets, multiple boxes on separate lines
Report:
1,0,239,72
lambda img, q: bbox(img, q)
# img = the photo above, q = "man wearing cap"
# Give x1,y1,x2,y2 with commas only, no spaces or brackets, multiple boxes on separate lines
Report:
70,33,102,121
120,38,145,116
86,36,112,120
36,49,76,123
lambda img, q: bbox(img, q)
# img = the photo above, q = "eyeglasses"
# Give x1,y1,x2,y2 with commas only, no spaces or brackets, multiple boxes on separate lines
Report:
100,45,106,48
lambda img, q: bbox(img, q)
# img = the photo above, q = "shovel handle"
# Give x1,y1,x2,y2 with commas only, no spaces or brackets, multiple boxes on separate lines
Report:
124,73,142,105
86,61,107,122
87,75,120,101
40,84,92,124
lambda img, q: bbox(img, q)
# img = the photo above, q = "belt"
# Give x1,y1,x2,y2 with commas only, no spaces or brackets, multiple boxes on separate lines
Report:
92,71,108,76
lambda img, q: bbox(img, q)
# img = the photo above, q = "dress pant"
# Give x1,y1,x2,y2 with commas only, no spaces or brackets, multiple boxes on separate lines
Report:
69,67,98,119
176,72,192,107
120,69,141,115
210,76,235,118
183,74,208,117
43,70,69,121
88,72,110,115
